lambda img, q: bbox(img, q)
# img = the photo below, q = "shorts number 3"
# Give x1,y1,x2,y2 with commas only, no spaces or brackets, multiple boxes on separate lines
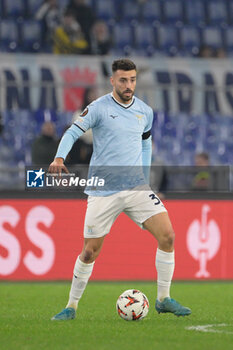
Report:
149,193,161,205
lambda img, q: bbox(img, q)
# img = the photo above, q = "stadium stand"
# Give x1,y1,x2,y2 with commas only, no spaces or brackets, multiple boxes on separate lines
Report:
94,0,117,22
0,0,233,188
0,0,232,57
207,0,228,26
0,19,19,52
21,20,43,53
121,0,140,23
27,0,44,17
179,25,201,56
112,21,134,56
201,26,224,50
141,0,161,24
3,0,26,19
134,23,156,56
184,0,206,26
1,108,232,168
224,26,233,54
152,112,233,166
156,24,179,56
162,0,184,24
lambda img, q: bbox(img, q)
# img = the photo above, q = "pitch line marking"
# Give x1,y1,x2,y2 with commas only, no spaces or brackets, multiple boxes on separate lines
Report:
185,324,233,334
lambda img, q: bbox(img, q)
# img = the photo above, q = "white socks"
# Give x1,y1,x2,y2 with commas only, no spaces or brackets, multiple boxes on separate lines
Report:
66,249,173,309
155,248,175,302
66,256,94,310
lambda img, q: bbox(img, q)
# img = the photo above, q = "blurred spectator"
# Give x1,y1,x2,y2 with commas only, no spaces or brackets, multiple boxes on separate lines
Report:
66,137,92,165
66,0,96,46
91,21,112,55
53,10,89,54
198,45,214,58
215,47,227,58
31,121,58,165
192,152,212,191
195,152,210,167
35,0,61,48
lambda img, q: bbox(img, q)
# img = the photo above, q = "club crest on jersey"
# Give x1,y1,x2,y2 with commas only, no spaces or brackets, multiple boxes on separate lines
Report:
80,107,88,117
135,114,144,123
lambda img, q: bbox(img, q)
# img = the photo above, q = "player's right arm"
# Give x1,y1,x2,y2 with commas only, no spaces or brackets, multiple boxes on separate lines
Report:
49,102,99,175
49,157,69,176
48,123,84,175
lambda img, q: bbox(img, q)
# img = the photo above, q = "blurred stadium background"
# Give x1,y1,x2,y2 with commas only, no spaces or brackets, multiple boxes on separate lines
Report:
0,0,232,282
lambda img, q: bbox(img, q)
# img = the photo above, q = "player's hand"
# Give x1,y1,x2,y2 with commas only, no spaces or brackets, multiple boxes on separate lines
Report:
48,158,69,177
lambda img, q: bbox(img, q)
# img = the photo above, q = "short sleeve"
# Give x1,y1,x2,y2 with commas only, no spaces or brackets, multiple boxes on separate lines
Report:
74,101,99,132
144,107,154,133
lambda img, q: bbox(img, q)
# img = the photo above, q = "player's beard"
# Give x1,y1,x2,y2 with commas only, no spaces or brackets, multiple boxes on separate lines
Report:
115,88,134,103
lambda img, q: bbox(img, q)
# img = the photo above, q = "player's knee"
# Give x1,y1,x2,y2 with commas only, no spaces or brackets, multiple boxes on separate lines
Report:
82,249,94,263
160,229,175,250
82,244,102,263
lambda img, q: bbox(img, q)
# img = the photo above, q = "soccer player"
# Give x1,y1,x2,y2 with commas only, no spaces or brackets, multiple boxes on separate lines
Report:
49,59,191,320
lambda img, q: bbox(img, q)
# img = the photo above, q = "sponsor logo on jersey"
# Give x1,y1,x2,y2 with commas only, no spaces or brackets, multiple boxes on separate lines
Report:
109,115,119,119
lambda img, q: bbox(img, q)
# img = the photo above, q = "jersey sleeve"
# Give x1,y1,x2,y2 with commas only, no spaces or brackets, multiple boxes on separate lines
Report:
142,136,152,183
74,101,100,132
55,123,84,160
144,107,154,133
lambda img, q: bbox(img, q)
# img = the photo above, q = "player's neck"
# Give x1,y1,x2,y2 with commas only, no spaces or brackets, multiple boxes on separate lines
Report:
111,92,134,106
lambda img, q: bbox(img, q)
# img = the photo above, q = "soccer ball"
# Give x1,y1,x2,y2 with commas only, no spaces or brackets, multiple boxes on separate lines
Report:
116,289,149,321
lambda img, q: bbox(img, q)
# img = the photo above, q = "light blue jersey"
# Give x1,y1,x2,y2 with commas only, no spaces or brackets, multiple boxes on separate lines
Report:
56,93,153,196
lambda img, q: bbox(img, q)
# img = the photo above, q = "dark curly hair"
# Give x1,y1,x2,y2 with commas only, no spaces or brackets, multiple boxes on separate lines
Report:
112,59,137,73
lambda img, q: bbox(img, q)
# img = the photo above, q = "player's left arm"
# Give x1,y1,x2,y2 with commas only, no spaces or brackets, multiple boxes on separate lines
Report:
142,107,153,183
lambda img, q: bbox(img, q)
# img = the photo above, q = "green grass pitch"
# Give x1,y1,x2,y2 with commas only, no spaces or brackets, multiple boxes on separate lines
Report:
0,281,232,350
